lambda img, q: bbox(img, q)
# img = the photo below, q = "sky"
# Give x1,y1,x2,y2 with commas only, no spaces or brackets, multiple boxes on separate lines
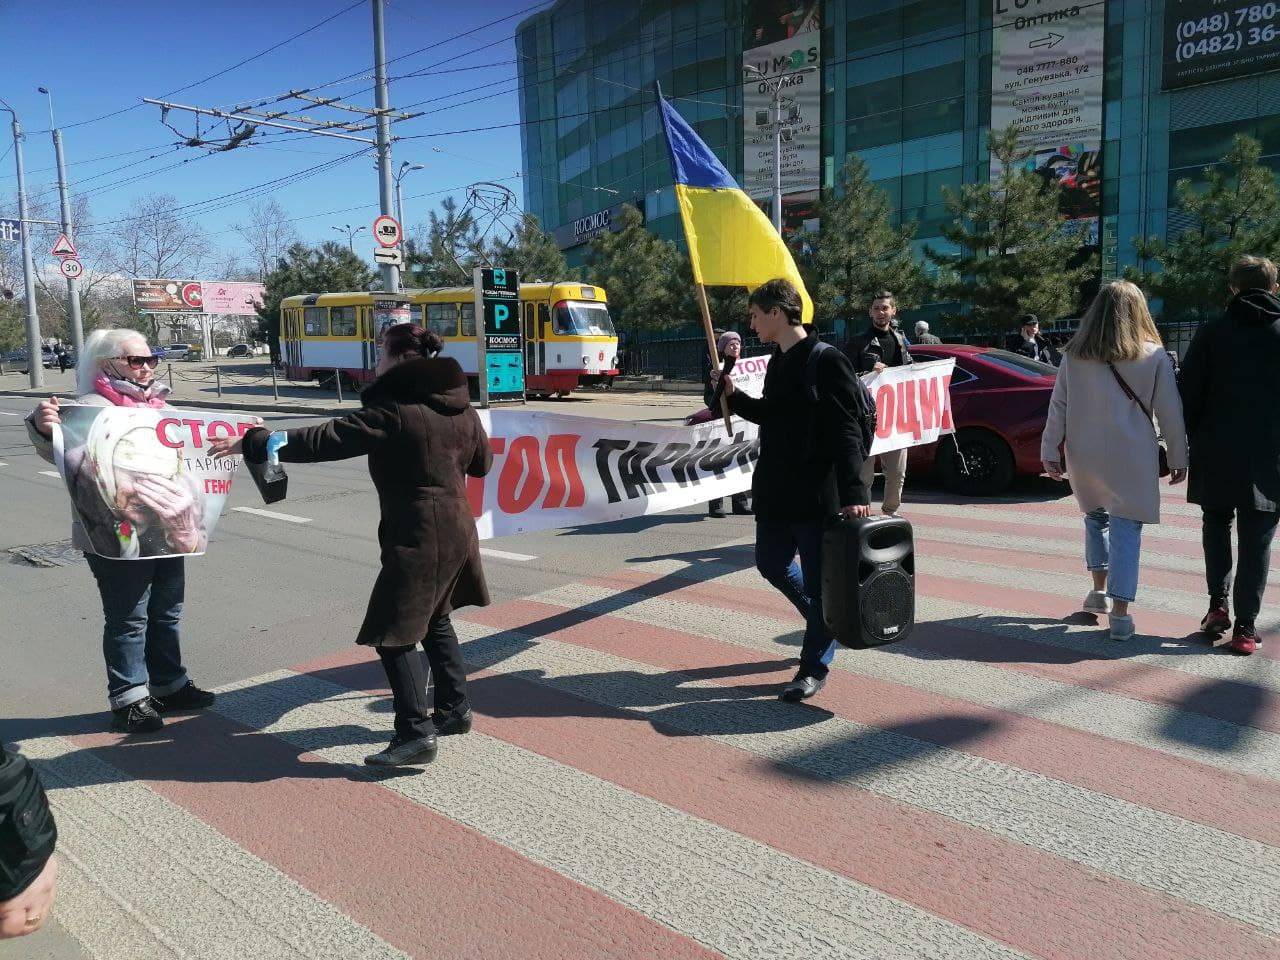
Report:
0,0,541,277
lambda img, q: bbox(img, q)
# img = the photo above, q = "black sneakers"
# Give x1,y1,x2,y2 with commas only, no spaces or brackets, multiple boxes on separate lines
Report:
364,735,439,767
111,697,164,734
433,708,473,737
152,681,216,713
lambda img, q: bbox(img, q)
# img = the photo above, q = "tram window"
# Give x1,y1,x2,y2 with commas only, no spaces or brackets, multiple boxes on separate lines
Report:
524,303,535,340
554,300,616,336
303,307,328,337
426,302,458,337
538,304,550,330
460,302,477,337
408,304,424,325
330,306,358,337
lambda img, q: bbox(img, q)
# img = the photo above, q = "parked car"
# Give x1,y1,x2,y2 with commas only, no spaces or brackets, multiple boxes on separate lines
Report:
901,344,1057,496
226,343,253,358
165,343,192,360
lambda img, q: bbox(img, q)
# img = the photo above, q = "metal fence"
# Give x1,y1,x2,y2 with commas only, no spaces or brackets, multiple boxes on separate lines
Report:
625,322,1203,380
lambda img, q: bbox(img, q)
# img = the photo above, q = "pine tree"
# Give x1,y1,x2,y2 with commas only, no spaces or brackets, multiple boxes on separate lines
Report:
256,242,376,358
404,197,487,288
489,213,573,282
585,205,686,347
926,126,1097,334
805,155,928,326
1127,134,1280,322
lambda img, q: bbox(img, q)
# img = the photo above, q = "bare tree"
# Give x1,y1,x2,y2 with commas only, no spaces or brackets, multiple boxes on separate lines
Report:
109,194,211,281
233,198,298,281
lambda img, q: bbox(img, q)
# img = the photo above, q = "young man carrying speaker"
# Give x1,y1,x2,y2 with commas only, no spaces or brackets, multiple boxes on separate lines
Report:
717,278,872,702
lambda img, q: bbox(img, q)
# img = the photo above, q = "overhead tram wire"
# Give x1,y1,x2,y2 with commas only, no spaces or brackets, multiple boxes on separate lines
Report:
52,0,367,133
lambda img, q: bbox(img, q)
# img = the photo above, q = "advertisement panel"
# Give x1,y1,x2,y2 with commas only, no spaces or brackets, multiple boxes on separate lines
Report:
990,0,1105,237
132,279,204,314
1163,0,1280,89
742,3,822,215
202,281,265,316
474,267,524,404
52,405,258,559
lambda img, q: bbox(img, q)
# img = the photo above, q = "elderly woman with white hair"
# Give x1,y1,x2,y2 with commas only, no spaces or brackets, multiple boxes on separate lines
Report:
27,329,215,734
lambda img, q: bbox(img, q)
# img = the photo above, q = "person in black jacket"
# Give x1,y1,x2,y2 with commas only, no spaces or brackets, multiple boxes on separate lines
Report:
1006,314,1059,365
719,278,870,702
1179,254,1280,655
703,330,751,518
0,746,58,939
844,290,912,516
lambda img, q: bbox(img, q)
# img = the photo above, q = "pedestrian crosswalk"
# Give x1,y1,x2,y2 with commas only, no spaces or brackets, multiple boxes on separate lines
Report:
13,489,1279,959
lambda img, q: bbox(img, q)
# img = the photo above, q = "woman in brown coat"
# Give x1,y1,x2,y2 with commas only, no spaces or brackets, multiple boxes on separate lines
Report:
212,325,492,767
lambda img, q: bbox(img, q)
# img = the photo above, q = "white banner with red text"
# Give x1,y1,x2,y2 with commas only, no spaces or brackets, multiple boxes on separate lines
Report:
52,405,258,559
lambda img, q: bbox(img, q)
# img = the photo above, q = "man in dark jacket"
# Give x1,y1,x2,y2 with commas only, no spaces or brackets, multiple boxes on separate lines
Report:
1180,254,1280,655
721,278,870,702
844,290,912,515
0,746,58,939
1006,314,1058,365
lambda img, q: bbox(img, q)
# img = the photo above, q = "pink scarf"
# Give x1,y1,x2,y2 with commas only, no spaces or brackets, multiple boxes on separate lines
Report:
93,373,170,408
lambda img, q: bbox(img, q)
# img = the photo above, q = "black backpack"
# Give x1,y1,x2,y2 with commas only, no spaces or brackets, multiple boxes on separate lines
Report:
804,339,876,453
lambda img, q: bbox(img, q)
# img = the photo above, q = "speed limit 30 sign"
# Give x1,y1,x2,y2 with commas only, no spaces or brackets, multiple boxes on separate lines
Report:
59,258,84,279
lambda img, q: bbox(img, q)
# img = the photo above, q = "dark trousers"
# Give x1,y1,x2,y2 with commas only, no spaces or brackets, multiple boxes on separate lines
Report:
754,519,837,680
375,614,469,741
1202,506,1280,626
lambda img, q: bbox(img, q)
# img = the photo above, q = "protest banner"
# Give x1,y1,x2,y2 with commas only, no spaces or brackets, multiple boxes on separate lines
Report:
862,358,956,455
52,405,259,559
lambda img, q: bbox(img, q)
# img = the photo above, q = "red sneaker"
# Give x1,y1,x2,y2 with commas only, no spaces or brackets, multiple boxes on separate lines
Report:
1226,624,1258,656
1200,604,1231,634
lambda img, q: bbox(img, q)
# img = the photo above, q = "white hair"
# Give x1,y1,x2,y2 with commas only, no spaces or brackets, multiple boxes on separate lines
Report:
77,328,149,396
915,321,930,334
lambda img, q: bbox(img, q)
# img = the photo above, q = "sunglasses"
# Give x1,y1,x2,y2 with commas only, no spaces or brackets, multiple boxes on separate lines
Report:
114,355,161,369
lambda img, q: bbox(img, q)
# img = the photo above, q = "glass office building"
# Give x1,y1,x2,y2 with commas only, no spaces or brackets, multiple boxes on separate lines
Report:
516,1,1280,320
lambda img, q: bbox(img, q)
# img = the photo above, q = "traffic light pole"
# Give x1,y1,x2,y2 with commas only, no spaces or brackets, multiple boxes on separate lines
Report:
1,103,44,389
52,128,83,357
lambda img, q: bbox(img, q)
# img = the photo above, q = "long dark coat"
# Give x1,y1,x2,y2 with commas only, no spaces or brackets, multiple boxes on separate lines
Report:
1180,289,1280,512
242,357,493,647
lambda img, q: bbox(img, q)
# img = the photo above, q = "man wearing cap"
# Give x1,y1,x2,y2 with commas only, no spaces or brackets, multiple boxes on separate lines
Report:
1007,314,1058,365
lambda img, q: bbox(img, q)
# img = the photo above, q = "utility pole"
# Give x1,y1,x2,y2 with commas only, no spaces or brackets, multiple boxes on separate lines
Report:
372,0,399,294
0,99,43,389
40,87,83,358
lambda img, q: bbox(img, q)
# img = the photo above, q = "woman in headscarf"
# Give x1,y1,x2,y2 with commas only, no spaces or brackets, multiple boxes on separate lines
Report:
211,324,493,769
28,329,215,734
702,330,752,518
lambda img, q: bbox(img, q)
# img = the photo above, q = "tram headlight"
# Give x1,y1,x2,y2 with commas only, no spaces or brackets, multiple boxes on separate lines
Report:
582,355,590,366
611,355,619,368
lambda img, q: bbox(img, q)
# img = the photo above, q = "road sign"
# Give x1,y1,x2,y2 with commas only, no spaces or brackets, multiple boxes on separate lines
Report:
373,246,404,266
372,214,402,248
58,258,83,279
0,219,20,243
180,282,203,308
50,234,77,258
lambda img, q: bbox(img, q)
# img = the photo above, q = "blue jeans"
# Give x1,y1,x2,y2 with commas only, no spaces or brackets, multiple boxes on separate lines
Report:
1084,509,1143,604
754,520,837,680
86,554,189,710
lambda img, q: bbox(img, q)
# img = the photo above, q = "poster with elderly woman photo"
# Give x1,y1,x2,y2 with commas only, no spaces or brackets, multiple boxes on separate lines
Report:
51,405,254,559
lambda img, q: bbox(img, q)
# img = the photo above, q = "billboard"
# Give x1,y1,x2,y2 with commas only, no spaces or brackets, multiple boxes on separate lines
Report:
132,279,265,315
991,0,1105,239
132,279,204,314
1163,0,1280,89
202,281,265,316
742,3,822,217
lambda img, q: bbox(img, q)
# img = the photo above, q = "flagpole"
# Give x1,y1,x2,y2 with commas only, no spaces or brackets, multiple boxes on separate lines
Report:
694,283,734,434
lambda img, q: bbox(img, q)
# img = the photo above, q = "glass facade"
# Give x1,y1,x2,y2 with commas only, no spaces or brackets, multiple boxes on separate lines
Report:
516,1,1280,282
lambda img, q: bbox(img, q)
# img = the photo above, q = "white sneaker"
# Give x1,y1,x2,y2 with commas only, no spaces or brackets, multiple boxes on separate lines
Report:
1082,590,1109,614
1108,613,1135,641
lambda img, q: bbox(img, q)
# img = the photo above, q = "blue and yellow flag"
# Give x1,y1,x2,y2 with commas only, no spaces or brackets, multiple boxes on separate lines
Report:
657,94,813,323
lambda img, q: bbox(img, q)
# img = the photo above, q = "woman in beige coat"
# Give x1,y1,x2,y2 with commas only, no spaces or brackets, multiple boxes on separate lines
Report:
1041,281,1188,639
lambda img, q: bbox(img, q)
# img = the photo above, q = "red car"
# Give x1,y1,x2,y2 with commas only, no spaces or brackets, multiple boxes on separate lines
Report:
900,344,1057,496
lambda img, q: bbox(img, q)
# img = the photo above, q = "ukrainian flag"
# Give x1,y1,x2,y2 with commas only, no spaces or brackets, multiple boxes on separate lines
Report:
657,93,813,323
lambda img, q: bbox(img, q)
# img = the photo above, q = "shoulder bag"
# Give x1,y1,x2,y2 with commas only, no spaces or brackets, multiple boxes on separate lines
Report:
1107,362,1170,478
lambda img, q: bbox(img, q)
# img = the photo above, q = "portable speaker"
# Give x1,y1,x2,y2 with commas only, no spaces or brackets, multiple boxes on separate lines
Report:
821,514,914,649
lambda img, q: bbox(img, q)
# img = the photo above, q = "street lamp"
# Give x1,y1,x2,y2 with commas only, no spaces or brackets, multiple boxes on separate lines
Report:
394,161,424,231
37,85,84,357
0,97,42,388
742,63,816,234
332,223,366,252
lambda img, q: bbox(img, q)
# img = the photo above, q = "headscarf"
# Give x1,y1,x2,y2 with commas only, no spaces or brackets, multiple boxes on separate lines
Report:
84,407,183,559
